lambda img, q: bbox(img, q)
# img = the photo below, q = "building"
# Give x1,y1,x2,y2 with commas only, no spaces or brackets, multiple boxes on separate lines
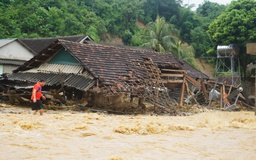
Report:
0,35,93,75
7,39,209,112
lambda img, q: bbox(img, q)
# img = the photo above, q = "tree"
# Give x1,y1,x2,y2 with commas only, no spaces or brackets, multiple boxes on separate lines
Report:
208,0,256,79
141,0,181,24
140,16,198,68
140,16,179,52
192,1,226,57
208,0,256,45
121,30,132,45
170,7,201,44
196,0,227,27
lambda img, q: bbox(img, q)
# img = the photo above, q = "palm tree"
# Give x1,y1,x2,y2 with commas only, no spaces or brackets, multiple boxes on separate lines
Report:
141,16,198,68
141,16,179,53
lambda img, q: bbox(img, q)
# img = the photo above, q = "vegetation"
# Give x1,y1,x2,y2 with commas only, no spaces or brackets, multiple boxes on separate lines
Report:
2,0,255,73
208,0,256,79
140,16,179,53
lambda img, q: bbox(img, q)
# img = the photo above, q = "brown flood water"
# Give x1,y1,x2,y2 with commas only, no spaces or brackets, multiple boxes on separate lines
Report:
0,106,256,160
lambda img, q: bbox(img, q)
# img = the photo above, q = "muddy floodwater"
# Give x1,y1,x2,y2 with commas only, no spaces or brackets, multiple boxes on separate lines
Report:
0,105,256,160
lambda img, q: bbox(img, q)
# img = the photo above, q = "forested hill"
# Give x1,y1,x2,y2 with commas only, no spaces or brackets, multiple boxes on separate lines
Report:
0,0,227,54
3,0,255,71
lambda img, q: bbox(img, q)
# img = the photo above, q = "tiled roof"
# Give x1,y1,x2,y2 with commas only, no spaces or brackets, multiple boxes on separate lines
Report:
18,35,92,54
14,40,208,86
59,40,184,84
177,60,209,79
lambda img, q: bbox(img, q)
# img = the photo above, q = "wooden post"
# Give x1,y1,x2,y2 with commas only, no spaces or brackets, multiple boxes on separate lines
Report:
8,89,15,104
201,80,209,101
58,69,65,100
228,85,233,95
179,74,186,107
219,85,223,109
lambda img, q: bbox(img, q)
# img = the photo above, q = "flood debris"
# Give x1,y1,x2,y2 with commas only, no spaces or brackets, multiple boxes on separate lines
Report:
1,64,252,116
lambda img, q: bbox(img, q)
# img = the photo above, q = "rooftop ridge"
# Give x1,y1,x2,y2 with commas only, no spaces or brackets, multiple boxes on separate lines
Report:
59,39,174,55
18,35,87,40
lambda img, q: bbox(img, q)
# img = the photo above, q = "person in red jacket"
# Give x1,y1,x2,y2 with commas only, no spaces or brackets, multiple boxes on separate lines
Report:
31,80,46,115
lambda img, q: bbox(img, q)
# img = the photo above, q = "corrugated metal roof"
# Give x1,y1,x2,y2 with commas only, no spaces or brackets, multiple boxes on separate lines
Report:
24,63,85,74
0,39,16,48
64,74,96,91
38,63,84,74
8,72,95,91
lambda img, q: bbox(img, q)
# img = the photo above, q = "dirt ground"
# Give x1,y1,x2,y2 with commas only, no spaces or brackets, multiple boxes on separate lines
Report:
0,103,256,160
195,58,215,78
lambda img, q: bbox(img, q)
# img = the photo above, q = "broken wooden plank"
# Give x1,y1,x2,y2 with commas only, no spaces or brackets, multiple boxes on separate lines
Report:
201,80,209,101
185,74,201,87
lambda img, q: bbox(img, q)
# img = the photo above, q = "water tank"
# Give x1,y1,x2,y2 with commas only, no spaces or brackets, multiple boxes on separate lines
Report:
217,44,239,57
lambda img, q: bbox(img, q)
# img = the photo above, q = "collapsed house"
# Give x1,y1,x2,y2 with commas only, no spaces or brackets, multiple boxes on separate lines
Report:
4,39,210,114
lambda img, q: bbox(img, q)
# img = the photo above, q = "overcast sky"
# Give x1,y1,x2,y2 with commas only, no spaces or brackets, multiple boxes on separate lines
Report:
184,0,233,10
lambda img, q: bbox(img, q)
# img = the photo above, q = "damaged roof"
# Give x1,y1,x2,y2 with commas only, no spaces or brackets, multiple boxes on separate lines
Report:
13,39,208,87
8,72,95,91
177,60,208,79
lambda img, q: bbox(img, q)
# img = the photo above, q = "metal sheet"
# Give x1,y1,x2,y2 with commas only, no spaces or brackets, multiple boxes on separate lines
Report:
25,63,84,74
38,63,83,73
8,72,95,91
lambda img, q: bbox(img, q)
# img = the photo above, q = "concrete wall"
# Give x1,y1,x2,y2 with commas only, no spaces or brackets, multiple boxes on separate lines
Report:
0,41,34,61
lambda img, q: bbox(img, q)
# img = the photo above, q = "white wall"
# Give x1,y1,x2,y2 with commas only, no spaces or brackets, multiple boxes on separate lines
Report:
0,65,3,74
0,41,34,61
3,64,19,74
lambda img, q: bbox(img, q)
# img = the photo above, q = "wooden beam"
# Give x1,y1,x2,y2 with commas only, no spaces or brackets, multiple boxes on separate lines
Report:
179,76,186,107
161,73,184,77
201,80,209,100
162,80,183,83
161,69,186,73
185,81,190,95
185,74,201,87
26,65,34,68
35,59,44,62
